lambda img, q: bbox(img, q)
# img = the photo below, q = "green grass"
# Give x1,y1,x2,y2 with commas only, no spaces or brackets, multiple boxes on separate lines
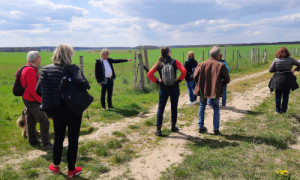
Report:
0,45,299,157
112,131,126,137
0,45,300,179
106,139,123,149
161,86,300,180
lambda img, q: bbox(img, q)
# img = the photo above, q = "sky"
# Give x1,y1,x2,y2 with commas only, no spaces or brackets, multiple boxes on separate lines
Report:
0,0,300,47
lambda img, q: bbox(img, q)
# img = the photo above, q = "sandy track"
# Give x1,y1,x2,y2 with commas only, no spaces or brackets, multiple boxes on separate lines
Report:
0,70,271,174
99,80,271,180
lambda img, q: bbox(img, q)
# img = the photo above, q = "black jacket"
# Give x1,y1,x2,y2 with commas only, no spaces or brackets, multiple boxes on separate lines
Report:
184,57,198,81
36,64,90,110
95,58,128,83
268,71,299,92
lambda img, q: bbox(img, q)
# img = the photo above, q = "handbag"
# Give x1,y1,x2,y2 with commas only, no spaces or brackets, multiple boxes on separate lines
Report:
59,70,94,115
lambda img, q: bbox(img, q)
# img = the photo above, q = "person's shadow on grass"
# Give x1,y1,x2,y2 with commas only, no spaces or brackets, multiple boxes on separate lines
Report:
165,131,240,149
222,106,263,115
220,133,289,150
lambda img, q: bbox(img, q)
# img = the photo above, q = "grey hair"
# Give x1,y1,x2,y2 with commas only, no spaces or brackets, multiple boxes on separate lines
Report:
26,51,40,63
100,48,110,56
210,46,221,59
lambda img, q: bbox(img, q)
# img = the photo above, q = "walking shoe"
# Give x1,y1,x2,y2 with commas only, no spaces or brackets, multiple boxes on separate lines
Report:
108,106,115,109
185,101,193,105
102,107,106,111
44,144,53,150
29,140,41,146
49,164,60,174
192,100,198,105
171,125,179,132
214,130,221,135
68,167,82,179
199,127,208,133
155,129,162,136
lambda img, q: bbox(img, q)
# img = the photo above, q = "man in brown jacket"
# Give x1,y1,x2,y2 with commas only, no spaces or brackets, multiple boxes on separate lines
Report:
193,46,230,135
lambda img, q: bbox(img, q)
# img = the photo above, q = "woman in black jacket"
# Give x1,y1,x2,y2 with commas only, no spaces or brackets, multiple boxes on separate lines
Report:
184,51,198,105
268,47,300,113
36,44,90,178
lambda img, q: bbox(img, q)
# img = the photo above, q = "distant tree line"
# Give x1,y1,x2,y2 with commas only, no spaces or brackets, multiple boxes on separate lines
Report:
0,47,42,52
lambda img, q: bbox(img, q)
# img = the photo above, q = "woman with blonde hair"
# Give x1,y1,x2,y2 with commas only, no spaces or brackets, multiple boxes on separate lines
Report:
36,44,90,178
147,46,186,136
184,51,198,105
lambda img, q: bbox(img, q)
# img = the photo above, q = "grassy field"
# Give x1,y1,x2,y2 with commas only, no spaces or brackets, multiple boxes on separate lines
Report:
0,44,299,179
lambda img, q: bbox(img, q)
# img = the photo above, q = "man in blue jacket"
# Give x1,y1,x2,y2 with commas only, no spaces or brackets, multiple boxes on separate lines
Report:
95,49,131,110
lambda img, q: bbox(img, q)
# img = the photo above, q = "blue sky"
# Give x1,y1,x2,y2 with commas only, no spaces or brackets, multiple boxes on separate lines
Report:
0,0,299,47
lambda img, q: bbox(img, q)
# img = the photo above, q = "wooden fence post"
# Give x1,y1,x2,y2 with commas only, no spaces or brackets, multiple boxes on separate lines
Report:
138,53,145,89
202,51,204,61
79,55,90,119
133,52,137,88
183,52,185,64
224,47,226,59
144,50,151,85
232,50,235,62
79,56,84,72
251,48,254,63
236,50,239,69
257,48,260,64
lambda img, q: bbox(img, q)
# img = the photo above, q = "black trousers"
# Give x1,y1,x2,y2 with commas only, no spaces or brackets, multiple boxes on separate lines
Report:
101,78,114,108
47,104,82,171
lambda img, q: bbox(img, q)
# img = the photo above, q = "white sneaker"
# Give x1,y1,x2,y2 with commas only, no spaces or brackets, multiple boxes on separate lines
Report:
191,100,198,105
186,101,193,105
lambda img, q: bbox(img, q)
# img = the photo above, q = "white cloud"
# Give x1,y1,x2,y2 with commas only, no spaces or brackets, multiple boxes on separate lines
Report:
0,0,300,46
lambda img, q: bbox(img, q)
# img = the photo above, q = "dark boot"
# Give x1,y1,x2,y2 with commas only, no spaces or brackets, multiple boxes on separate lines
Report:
198,127,208,133
214,130,221,135
155,126,162,136
171,124,179,132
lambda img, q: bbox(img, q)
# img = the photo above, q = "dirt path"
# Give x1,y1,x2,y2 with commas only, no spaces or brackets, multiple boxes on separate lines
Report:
97,71,272,180
0,70,271,174
80,93,190,142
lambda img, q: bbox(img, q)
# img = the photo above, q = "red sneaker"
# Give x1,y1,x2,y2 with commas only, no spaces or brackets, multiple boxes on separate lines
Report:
49,164,60,174
68,167,82,179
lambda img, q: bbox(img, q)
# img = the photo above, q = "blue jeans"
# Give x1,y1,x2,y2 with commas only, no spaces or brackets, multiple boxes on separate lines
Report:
275,89,290,113
198,97,220,130
157,88,180,127
208,85,227,106
186,81,197,102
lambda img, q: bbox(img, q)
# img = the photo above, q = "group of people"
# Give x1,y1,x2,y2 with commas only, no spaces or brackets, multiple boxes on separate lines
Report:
16,44,299,178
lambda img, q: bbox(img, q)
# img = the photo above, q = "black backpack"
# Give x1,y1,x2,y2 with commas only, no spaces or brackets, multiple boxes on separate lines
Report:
13,66,37,96
59,68,94,115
